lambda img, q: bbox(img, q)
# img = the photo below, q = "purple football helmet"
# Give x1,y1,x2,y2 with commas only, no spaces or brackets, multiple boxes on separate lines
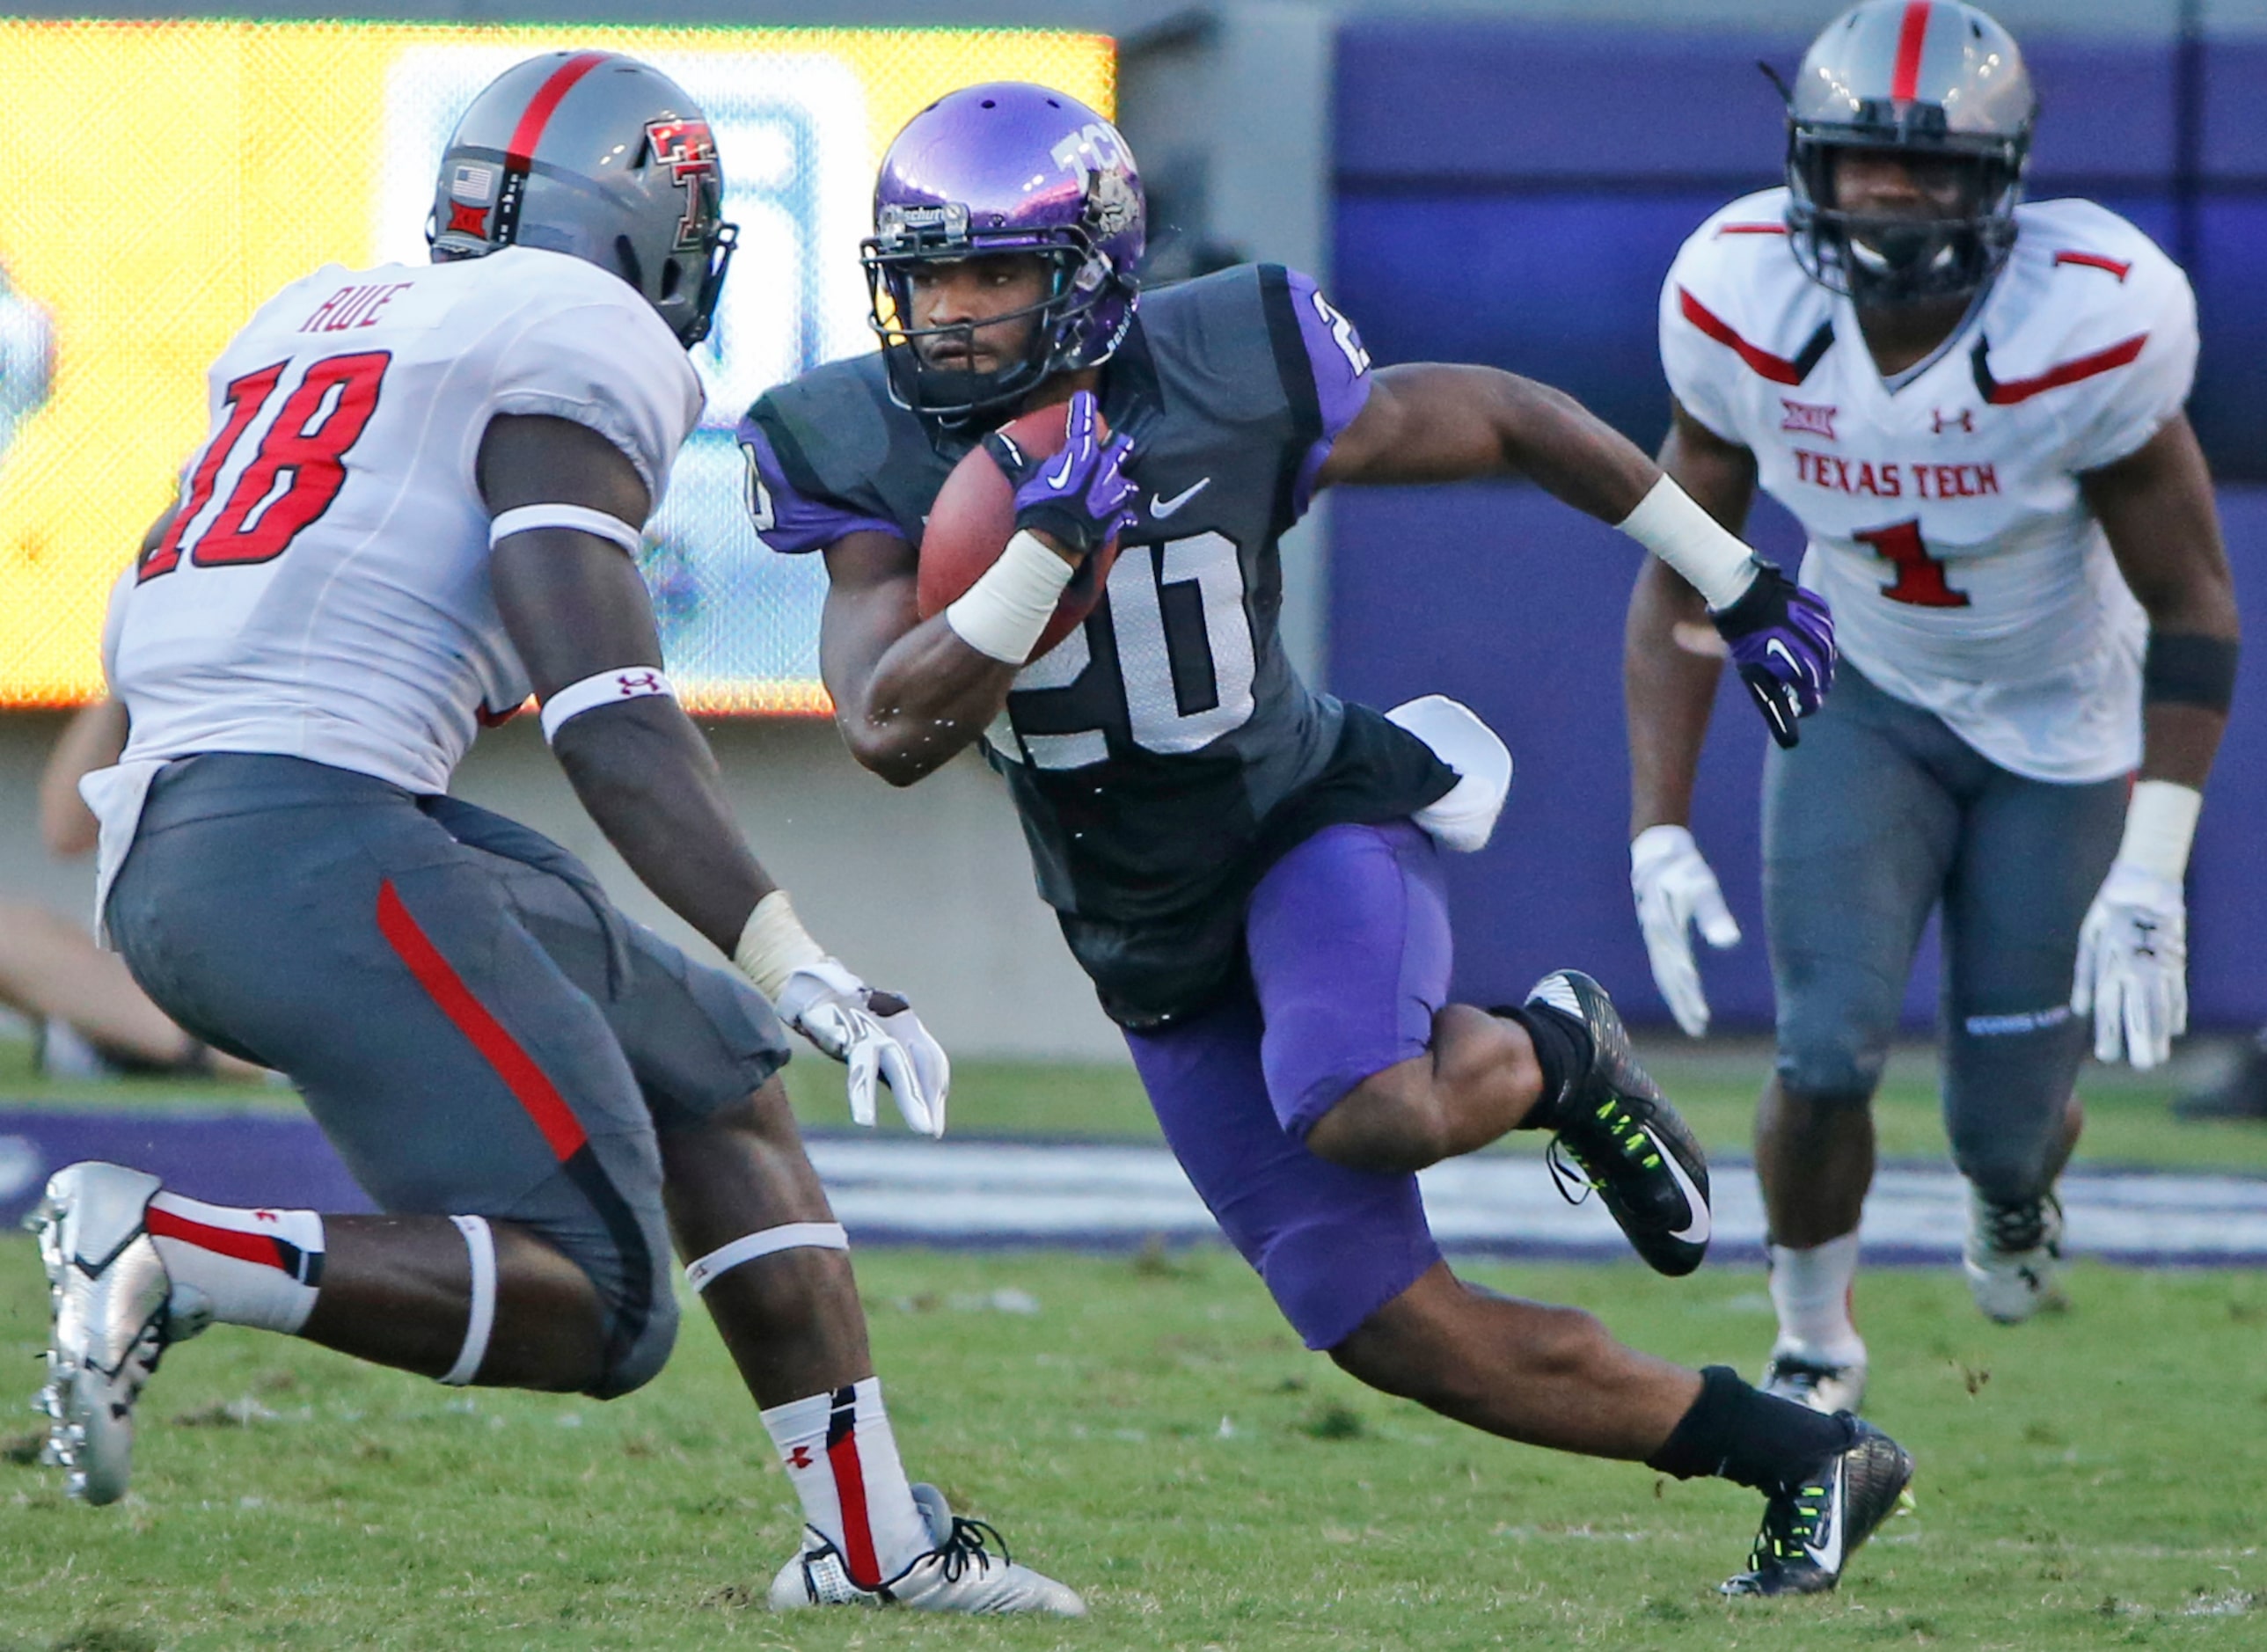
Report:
862,82,1144,420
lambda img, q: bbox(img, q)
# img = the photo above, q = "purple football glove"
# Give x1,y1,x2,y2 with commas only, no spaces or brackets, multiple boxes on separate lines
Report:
982,390,1138,556
1710,562,1836,749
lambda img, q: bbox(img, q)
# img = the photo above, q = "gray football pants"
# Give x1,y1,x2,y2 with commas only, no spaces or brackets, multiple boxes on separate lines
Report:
1763,666,2125,1205
106,753,793,1398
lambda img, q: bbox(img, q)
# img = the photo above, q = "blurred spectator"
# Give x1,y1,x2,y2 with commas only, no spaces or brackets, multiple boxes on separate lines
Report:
2175,1033,2267,1121
2,698,268,1081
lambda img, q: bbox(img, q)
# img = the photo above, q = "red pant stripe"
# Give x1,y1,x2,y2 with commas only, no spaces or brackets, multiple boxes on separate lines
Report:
375,879,589,1161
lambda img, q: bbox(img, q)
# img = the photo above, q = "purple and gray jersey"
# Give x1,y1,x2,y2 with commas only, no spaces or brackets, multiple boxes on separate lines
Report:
740,265,1451,1027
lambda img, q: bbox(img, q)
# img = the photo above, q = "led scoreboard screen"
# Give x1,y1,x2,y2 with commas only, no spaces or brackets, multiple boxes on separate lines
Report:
0,20,1114,713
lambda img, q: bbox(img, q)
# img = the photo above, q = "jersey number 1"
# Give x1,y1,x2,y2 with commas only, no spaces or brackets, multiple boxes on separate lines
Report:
141,352,391,581
1854,518,1970,609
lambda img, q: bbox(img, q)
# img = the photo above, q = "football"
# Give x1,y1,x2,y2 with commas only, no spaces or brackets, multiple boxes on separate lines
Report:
917,400,1123,662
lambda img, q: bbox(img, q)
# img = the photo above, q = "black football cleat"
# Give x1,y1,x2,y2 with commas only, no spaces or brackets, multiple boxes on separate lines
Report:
1721,1420,1915,1597
1520,970,1712,1276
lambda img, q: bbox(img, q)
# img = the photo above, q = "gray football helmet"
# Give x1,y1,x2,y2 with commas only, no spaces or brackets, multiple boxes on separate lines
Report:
1784,1,2036,307
426,50,737,347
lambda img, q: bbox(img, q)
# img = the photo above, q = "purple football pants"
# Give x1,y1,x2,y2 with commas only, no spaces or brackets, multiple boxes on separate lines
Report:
1125,821,1451,1349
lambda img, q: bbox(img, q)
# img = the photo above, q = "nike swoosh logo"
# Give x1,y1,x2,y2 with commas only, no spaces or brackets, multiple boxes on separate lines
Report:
1148,477,1210,519
1044,449,1079,490
1647,1129,1712,1246
1802,1466,1846,1574
1766,638,1801,677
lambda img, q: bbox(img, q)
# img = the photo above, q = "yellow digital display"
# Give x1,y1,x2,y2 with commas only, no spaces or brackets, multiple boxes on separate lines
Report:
0,19,1115,712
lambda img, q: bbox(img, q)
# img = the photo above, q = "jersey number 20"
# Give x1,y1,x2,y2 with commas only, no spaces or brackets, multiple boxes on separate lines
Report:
1003,532,1258,769
141,352,391,581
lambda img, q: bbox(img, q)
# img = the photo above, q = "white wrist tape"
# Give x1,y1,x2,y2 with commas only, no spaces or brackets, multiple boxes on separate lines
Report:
538,666,676,744
441,1215,496,1387
2117,779,2203,883
1617,474,1759,611
489,503,643,557
684,1223,850,1293
943,530,1077,664
734,889,830,1002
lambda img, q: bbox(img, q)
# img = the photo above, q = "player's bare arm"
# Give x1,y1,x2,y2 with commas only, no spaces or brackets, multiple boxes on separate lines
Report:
816,254,1111,786
1316,362,1656,515
2081,411,2241,789
1323,362,1833,753
1626,400,1759,837
39,696,128,858
819,528,1023,786
2069,410,2241,1070
483,413,775,955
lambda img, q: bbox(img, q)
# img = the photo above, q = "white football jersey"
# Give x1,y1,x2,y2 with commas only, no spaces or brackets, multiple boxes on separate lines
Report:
1661,188,2197,782
106,246,701,795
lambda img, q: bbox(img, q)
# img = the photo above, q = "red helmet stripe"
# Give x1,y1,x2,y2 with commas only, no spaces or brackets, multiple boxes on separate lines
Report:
1890,1,1933,103
506,50,609,170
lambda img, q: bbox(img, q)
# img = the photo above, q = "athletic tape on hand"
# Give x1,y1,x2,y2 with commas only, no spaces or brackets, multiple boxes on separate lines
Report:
1617,475,1759,610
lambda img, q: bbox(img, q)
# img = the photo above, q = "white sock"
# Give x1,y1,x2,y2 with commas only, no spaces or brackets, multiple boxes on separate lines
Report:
1767,1232,1865,1366
146,1191,325,1336
761,1378,931,1589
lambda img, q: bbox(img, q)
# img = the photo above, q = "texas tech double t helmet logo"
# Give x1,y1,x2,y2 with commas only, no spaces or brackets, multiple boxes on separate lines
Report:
642,119,721,251
427,52,738,347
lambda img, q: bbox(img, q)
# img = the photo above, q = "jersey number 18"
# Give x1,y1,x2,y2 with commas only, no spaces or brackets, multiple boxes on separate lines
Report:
141,352,391,582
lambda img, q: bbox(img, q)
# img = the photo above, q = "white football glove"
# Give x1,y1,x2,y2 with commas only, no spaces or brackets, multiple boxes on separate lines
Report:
1630,824,1743,1038
775,959,951,1137
2071,860,2188,1071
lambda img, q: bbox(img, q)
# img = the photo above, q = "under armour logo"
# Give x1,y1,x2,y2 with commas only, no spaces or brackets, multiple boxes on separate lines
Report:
1932,408,1976,435
617,671,663,696
253,1210,280,1224
786,1445,815,1470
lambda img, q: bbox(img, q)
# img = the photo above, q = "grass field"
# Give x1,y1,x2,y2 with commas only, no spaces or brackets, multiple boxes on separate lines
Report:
4,1041,2265,1648
3,1246,2265,1650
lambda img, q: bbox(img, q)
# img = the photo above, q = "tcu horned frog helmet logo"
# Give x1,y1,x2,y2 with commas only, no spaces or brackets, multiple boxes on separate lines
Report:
645,118,720,251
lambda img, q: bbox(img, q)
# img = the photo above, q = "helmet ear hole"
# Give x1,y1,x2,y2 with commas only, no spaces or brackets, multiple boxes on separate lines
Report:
659,259,683,302
615,234,646,293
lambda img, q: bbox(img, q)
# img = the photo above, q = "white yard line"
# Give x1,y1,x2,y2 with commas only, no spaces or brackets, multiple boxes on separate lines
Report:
807,1137,2267,1262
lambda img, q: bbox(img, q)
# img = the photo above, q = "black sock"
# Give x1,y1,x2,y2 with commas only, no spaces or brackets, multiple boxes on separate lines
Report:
1493,1002,1591,1131
1646,1365,1857,1494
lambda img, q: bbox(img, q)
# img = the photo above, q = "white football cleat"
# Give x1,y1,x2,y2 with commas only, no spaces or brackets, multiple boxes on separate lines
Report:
1963,1188,2068,1325
768,1482,1085,1616
1760,1345,1868,1415
26,1162,192,1505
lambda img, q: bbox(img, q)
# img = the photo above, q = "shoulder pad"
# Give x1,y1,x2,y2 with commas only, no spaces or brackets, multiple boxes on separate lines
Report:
750,355,902,499
1979,201,2193,405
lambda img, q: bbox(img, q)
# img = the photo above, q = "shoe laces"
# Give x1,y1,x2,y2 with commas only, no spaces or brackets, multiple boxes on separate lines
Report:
1546,1097,1661,1206
1545,1137,1595,1208
1978,1195,2051,1254
928,1512,1009,1585
1756,1477,1832,1566
1765,1358,1838,1405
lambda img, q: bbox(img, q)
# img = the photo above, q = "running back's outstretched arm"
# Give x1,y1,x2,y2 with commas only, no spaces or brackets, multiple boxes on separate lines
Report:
1316,362,1657,518
1320,362,1835,751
